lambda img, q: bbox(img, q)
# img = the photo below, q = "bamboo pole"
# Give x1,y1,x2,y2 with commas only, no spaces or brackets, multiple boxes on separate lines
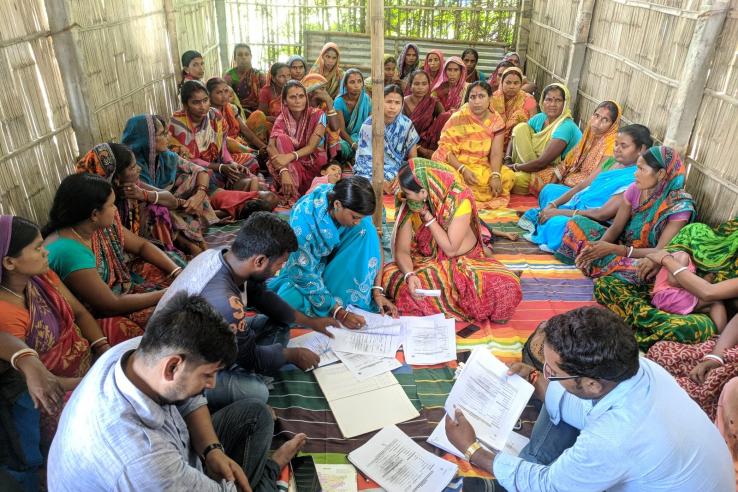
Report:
163,0,183,78
214,0,229,73
369,0,385,229
564,0,595,109
663,0,730,156
45,0,98,151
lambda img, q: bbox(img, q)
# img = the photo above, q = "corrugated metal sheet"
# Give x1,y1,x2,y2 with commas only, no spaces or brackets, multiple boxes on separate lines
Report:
305,30,509,76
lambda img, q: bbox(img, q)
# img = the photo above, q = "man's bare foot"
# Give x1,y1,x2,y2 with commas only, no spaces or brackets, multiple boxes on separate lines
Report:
271,433,307,468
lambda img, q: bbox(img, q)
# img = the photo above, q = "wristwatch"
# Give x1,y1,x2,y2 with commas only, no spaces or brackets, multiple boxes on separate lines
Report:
202,442,225,460
464,440,482,461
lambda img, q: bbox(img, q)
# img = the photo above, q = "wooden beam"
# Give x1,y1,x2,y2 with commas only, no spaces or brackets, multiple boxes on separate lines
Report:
564,0,595,108
514,0,531,61
214,0,230,74
664,0,730,156
44,0,98,152
369,0,385,229
162,0,182,81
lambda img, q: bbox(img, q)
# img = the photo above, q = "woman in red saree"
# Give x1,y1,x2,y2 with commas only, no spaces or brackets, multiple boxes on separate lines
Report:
267,80,328,201
423,49,445,91
432,56,468,112
381,159,522,322
0,216,109,447
403,69,447,158
258,62,290,122
170,80,260,185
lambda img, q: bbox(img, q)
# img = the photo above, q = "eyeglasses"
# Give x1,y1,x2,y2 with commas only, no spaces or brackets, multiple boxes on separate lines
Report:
543,360,581,382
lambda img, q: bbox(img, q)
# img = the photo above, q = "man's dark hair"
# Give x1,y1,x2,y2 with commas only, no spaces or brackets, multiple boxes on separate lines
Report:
139,291,236,366
544,306,639,382
231,211,298,261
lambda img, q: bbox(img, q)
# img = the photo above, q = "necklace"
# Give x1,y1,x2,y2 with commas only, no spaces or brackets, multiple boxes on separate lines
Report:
70,227,90,243
0,284,24,301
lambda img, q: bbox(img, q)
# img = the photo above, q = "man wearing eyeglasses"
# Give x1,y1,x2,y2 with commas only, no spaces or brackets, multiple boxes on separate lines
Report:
446,306,734,491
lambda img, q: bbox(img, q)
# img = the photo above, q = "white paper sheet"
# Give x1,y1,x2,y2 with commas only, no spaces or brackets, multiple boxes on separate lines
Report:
348,425,457,492
287,331,338,368
328,326,403,358
404,317,456,365
335,351,402,380
315,464,358,492
443,348,534,451
415,289,442,297
427,416,530,458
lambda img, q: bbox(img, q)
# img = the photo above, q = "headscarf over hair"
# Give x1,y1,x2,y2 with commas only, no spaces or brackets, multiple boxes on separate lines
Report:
181,50,202,68
310,42,343,97
76,143,116,181
0,215,13,284
121,114,170,188
554,100,621,186
338,68,365,96
398,43,420,79
301,73,328,94
275,81,322,148
504,51,521,63
287,55,308,72
432,56,468,111
423,49,446,89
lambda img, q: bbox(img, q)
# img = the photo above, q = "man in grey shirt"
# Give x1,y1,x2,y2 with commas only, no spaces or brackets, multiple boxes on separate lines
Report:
48,292,306,491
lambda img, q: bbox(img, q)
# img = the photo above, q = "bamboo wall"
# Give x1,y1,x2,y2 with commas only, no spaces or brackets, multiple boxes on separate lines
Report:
0,0,78,222
523,0,738,225
0,0,220,222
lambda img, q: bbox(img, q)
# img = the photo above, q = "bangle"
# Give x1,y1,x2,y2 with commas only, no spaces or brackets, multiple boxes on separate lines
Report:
550,200,558,208
89,336,109,349
403,271,416,282
341,310,350,321
167,266,183,279
571,210,578,216
10,348,39,371
153,191,160,205
292,151,299,161
512,163,519,171
627,246,634,258
177,198,187,208
202,442,224,460
702,354,725,365
490,171,501,179
332,305,343,319
464,440,483,461
672,266,689,276
218,164,224,174
196,184,208,193
457,164,466,174
371,286,384,292
326,110,338,117
279,168,290,175
424,217,437,227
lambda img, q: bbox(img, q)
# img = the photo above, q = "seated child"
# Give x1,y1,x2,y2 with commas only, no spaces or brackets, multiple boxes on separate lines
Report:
306,162,342,194
652,251,727,331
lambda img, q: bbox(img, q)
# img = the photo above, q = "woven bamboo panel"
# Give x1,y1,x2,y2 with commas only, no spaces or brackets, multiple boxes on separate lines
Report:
525,0,576,89
70,0,179,145
686,8,738,224
0,0,78,223
174,0,222,78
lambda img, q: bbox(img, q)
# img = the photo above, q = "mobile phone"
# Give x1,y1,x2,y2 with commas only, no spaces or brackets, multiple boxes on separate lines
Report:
291,456,321,492
457,350,472,364
457,323,481,338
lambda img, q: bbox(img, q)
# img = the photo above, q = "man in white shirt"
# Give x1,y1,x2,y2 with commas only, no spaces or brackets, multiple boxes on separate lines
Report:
48,292,305,491
446,306,735,491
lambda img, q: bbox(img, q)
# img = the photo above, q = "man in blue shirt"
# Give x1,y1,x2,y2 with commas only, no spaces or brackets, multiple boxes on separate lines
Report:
48,292,306,491
446,306,735,491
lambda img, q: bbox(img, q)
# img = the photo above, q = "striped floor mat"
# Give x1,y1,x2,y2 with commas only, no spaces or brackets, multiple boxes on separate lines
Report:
204,194,595,489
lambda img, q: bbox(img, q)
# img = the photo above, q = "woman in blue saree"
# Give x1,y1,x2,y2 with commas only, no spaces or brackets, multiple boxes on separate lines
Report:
519,124,653,252
333,68,371,161
268,176,396,327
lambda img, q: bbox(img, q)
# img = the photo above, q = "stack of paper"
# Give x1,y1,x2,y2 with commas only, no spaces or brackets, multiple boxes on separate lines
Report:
348,425,457,492
334,351,402,381
430,347,534,453
287,331,338,369
428,417,530,458
327,325,403,358
313,363,419,438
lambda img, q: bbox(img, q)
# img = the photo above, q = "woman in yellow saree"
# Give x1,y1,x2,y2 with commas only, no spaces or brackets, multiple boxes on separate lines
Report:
506,83,582,195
